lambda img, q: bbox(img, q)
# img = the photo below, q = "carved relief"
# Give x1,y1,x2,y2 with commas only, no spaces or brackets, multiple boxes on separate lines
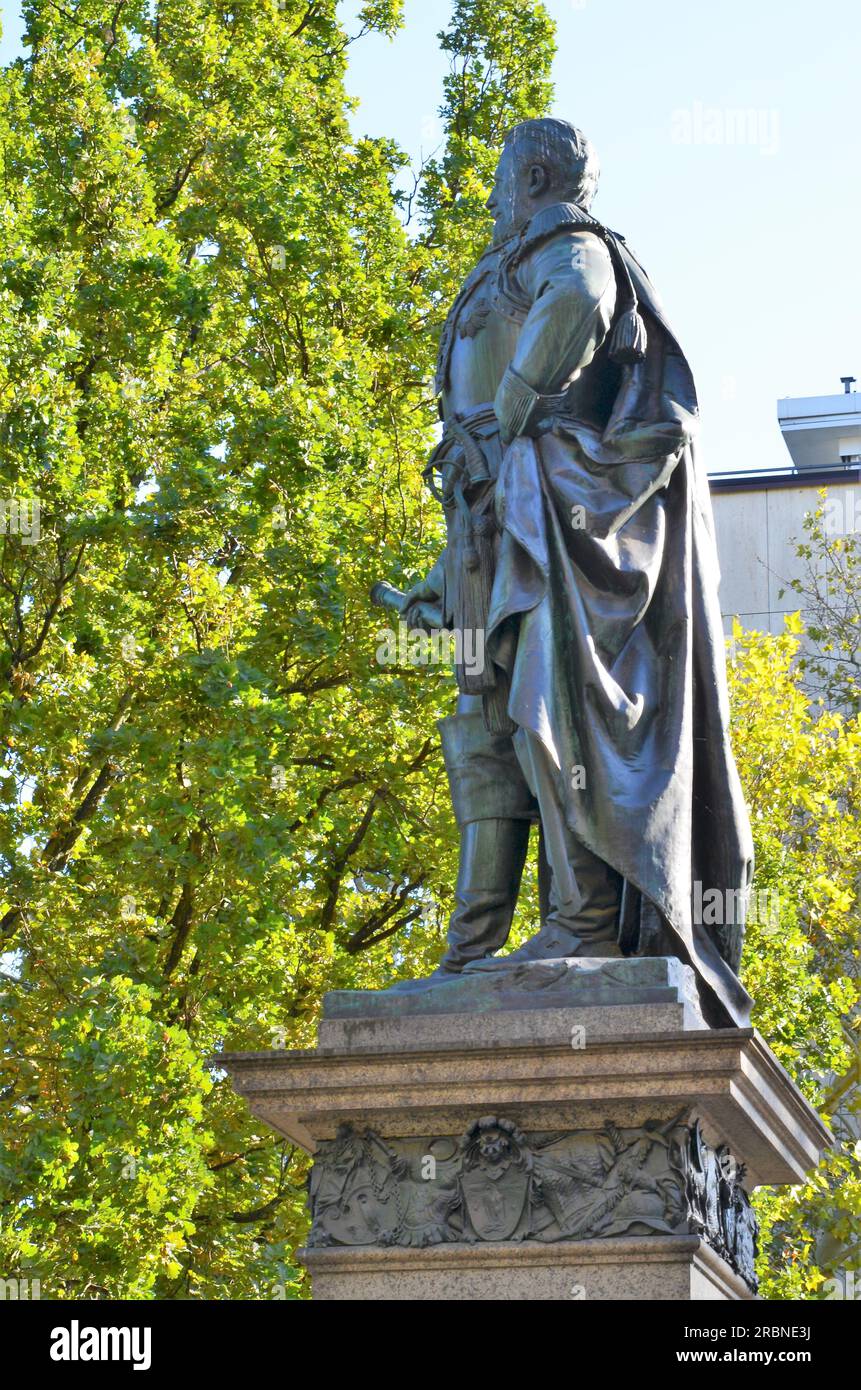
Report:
685,1123,758,1288
459,1117,534,1241
305,1115,758,1290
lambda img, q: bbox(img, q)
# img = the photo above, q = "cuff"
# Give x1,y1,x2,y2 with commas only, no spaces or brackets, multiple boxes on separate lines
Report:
494,365,541,443
494,365,569,443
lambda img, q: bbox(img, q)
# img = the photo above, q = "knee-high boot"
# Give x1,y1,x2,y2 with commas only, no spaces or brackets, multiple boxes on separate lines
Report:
439,817,531,972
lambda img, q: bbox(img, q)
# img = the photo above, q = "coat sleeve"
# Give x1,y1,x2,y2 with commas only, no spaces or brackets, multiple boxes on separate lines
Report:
495,228,616,441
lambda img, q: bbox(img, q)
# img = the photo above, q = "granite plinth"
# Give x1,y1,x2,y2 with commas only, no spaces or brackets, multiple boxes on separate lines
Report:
221,956,831,1301
299,1236,754,1302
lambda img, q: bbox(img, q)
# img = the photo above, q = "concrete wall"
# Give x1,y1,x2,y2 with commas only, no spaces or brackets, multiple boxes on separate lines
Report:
709,480,856,635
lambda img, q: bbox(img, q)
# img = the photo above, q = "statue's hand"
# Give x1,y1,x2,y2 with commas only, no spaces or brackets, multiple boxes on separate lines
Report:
402,574,443,634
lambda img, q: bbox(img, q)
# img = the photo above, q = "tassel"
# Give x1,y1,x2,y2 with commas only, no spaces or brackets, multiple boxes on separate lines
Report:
609,304,648,364
455,508,496,695
603,229,648,365
482,674,516,737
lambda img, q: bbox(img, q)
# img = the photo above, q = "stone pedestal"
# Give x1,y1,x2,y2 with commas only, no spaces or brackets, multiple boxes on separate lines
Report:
221,958,831,1301
301,1236,754,1301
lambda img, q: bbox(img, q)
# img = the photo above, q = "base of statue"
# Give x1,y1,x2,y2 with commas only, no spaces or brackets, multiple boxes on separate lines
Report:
300,1234,753,1301
221,958,830,1302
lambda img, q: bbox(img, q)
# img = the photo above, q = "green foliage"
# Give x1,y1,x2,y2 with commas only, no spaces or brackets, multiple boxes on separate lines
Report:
0,0,555,1298
3,0,855,1306
728,616,861,1298
780,496,861,712
417,0,555,302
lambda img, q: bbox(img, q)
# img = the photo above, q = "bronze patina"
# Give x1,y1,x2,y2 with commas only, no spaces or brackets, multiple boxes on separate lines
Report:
382,118,753,1028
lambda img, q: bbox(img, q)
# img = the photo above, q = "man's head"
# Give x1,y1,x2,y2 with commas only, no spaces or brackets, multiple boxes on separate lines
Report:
486,119,600,242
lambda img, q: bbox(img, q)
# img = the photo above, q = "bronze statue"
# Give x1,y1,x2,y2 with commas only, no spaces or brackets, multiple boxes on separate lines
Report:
382,118,753,1027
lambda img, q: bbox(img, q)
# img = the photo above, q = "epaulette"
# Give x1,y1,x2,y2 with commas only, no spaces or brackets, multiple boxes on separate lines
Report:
510,202,648,366
510,201,604,267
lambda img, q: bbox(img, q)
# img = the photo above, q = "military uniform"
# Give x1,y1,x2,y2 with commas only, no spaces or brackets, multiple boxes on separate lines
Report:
426,202,753,1027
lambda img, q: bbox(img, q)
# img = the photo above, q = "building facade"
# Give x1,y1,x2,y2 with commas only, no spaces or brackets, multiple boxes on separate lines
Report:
710,382,861,634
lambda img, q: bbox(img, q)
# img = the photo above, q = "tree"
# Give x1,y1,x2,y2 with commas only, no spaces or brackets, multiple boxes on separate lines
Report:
728,615,861,1299
3,0,856,1305
0,0,557,1299
780,495,861,712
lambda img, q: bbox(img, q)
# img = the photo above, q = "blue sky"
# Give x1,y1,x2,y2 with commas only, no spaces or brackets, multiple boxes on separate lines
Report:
2,0,859,473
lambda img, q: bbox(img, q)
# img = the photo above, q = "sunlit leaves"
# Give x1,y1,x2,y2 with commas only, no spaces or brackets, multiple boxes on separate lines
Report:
0,0,555,1299
729,618,861,1296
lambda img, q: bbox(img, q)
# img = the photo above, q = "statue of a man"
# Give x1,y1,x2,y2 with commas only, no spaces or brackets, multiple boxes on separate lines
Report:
399,118,753,1027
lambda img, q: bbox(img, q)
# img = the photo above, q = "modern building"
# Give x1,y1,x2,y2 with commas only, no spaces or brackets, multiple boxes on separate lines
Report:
709,380,861,634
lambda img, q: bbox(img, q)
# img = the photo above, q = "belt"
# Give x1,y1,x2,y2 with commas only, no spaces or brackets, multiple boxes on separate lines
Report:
422,405,499,570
